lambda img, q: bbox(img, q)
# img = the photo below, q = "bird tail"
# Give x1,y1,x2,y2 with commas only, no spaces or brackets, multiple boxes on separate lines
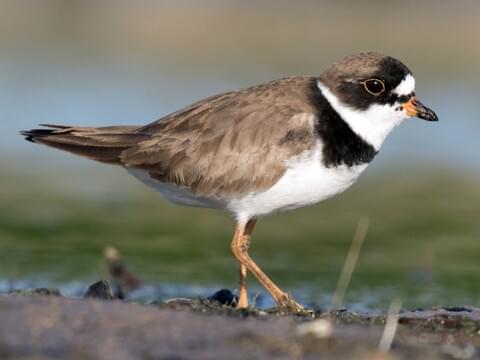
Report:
20,124,150,164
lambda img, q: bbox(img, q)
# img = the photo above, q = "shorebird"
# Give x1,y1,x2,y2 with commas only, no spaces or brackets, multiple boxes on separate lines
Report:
22,52,438,311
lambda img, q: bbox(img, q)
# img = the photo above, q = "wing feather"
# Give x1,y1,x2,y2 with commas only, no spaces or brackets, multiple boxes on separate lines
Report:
120,77,318,197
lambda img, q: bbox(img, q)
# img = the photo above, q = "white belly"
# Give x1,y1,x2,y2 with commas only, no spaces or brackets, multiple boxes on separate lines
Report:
227,144,368,222
125,142,369,223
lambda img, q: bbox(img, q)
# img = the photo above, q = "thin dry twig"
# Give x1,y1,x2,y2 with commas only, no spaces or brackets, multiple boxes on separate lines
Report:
251,291,261,309
378,297,402,353
331,217,369,309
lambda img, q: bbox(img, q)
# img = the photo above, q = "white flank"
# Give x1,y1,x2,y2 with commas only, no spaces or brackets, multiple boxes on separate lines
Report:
125,167,225,209
393,74,416,96
228,141,368,223
317,80,410,150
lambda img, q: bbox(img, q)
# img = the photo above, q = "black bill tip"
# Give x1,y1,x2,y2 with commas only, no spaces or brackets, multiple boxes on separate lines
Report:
417,103,439,122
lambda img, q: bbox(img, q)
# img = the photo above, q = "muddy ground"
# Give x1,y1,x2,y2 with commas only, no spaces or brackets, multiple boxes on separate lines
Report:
0,289,480,360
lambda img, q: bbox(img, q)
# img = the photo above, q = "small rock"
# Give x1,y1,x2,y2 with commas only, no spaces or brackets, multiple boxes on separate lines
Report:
442,306,473,313
166,298,195,306
208,289,238,307
441,343,475,359
84,280,114,300
296,319,333,338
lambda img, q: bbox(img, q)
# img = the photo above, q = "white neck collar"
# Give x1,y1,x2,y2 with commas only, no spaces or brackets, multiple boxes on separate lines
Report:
317,80,408,151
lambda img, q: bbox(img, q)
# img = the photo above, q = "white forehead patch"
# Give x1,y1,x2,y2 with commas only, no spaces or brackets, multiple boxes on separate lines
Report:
393,74,415,96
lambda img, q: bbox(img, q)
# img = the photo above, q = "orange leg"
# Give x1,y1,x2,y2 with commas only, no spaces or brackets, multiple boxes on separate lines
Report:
231,220,303,311
237,264,249,308
236,219,256,308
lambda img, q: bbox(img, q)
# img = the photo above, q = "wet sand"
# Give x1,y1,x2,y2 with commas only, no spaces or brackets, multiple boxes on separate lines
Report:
0,292,479,360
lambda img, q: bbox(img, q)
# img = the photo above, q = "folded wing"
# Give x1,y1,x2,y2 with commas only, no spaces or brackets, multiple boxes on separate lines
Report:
22,77,318,198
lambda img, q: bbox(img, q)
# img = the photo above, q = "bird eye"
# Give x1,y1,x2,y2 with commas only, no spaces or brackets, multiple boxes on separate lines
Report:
363,79,385,96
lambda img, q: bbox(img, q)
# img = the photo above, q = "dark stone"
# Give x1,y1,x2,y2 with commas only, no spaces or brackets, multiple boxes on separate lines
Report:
442,306,473,313
208,289,239,307
84,280,114,301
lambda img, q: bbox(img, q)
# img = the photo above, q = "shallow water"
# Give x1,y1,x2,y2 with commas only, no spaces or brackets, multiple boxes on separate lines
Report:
2,277,479,313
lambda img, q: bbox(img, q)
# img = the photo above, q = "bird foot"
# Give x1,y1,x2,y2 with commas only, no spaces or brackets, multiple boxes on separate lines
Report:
276,293,306,314
236,294,249,309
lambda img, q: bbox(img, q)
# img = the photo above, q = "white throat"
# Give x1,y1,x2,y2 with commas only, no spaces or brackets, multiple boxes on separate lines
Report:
317,79,412,150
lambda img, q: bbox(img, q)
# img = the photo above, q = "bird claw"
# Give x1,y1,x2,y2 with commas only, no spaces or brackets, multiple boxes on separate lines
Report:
277,293,307,314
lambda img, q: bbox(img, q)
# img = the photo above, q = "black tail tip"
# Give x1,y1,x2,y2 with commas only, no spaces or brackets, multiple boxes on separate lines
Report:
20,130,35,143
20,128,56,143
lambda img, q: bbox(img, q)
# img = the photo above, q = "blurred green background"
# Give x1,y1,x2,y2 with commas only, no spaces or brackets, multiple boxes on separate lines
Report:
1,0,479,309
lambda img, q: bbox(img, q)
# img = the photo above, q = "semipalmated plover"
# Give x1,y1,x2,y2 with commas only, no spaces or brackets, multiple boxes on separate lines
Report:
22,52,438,311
